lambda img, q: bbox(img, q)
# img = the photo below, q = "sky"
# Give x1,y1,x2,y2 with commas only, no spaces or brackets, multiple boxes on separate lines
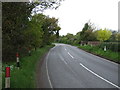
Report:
43,0,119,35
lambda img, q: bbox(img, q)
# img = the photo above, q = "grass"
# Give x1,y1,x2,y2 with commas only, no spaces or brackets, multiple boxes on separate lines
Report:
78,45,120,63
2,45,54,88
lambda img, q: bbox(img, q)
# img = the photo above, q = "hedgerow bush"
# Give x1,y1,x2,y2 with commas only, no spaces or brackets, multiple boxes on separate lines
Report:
98,42,120,52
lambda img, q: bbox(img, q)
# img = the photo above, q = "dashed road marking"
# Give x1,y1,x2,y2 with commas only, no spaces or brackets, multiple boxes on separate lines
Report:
65,48,67,51
59,54,67,65
68,52,74,59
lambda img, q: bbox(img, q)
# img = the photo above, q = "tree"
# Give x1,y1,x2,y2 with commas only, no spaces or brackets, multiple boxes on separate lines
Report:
24,14,44,49
108,31,117,41
62,33,74,44
2,1,62,61
73,32,81,44
59,35,68,44
2,2,34,61
42,17,61,45
32,0,63,13
80,21,96,41
116,33,120,41
55,26,61,39
96,29,112,42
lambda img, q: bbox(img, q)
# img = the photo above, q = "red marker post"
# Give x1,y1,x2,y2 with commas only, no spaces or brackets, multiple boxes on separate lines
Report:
5,67,10,88
16,52,20,69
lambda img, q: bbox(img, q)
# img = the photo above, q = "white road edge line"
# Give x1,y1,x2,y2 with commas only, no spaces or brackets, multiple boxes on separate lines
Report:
80,63,120,89
46,51,53,88
51,46,56,50
68,52,74,58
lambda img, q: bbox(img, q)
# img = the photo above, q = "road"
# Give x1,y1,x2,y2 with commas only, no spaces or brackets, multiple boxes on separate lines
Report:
39,44,119,88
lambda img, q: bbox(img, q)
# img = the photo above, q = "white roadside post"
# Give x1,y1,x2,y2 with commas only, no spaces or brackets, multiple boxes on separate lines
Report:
91,44,92,47
29,49,31,56
16,52,20,69
28,48,31,56
104,46,107,51
5,67,10,88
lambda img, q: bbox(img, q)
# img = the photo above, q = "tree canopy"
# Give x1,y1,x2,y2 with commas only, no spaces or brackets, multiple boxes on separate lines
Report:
58,21,118,45
80,21,96,41
2,2,61,61
96,29,112,42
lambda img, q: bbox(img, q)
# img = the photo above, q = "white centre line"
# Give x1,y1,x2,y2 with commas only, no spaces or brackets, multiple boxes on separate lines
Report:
65,48,67,51
59,54,68,65
80,63,120,89
46,52,53,88
68,52,74,58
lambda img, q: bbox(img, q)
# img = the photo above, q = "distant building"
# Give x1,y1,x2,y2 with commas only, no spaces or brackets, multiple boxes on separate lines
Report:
81,41,101,46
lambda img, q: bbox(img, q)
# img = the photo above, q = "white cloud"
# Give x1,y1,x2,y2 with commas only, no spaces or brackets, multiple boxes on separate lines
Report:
43,0,119,35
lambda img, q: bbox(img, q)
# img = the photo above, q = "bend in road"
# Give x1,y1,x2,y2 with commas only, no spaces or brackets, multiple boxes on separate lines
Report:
40,44,119,88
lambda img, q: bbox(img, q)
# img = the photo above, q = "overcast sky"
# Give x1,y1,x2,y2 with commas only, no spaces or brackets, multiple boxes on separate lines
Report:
43,0,119,35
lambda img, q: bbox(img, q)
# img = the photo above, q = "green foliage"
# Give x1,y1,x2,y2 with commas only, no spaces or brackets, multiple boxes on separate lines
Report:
32,0,63,12
58,32,81,45
58,22,97,45
96,29,112,42
2,45,54,88
41,16,61,45
2,2,61,62
108,31,118,41
73,32,81,44
116,33,120,41
24,14,44,48
78,45,119,62
58,35,68,44
80,21,96,41
2,2,34,61
61,33,74,44
98,42,120,52
80,23,89,41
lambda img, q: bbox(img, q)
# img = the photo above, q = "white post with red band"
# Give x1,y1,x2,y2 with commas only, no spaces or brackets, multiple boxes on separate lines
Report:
16,52,20,69
5,67,10,88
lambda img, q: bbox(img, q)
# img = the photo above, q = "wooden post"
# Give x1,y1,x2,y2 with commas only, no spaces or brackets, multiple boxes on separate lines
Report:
5,67,10,88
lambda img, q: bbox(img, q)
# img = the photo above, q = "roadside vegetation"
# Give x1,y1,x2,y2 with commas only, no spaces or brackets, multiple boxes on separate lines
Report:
2,0,120,88
2,45,54,88
78,45,119,63
58,21,120,63
2,1,62,88
3,2,61,62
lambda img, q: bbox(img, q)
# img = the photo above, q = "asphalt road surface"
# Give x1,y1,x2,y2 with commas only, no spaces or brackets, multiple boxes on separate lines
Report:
39,44,119,88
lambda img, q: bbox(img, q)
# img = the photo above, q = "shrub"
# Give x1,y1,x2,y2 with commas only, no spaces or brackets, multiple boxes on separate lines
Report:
98,42,120,52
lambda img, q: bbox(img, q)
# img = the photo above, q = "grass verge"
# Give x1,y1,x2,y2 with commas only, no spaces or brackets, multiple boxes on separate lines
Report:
2,45,54,88
78,45,120,63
